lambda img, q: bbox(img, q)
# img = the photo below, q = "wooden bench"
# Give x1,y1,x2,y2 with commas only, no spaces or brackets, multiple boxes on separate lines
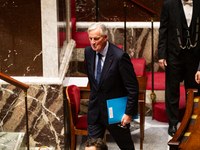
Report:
168,89,199,150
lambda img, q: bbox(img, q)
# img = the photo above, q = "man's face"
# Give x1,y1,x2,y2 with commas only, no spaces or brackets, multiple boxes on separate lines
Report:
88,28,107,53
85,146,96,150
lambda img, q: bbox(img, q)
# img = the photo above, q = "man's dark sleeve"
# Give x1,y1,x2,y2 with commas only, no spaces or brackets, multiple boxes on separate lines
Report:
119,53,139,116
158,2,169,60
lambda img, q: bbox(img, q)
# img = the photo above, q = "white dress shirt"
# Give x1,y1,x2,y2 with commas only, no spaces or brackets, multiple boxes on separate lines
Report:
182,0,193,27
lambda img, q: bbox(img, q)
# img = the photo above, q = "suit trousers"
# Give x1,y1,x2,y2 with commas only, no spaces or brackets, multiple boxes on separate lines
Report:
165,49,200,126
87,112,135,150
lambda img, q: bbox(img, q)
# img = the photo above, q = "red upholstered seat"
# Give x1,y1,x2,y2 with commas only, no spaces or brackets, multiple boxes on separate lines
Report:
153,86,186,122
76,115,88,130
71,18,76,39
131,59,146,76
153,102,167,122
66,85,88,149
145,72,165,90
58,31,66,48
178,86,186,121
73,32,90,48
67,85,88,129
145,72,186,122
59,31,90,48
66,84,107,149
71,0,76,18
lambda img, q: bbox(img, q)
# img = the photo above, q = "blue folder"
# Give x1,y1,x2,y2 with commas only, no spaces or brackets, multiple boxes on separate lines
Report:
107,96,138,124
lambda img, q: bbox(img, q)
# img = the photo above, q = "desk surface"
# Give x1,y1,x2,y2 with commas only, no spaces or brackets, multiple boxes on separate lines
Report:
79,76,147,91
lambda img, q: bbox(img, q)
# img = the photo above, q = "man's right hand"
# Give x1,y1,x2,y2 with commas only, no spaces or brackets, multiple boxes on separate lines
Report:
159,59,167,70
195,71,200,84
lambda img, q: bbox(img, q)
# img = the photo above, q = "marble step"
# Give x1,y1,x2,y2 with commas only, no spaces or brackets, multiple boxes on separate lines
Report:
0,132,55,150
0,132,25,150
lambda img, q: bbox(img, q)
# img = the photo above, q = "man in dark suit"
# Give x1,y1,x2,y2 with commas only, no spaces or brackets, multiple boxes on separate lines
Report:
158,0,200,137
84,23,139,149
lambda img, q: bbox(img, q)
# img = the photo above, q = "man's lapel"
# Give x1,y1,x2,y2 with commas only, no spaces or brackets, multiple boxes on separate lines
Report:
172,0,183,37
98,43,113,87
90,50,98,87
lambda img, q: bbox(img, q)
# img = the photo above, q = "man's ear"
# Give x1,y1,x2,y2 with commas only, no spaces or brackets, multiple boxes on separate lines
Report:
104,35,108,41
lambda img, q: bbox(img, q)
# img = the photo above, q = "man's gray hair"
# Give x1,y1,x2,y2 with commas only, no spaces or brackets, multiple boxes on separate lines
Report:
87,23,108,37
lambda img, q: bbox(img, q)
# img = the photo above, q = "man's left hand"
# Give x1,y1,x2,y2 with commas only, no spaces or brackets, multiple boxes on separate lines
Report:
121,114,132,127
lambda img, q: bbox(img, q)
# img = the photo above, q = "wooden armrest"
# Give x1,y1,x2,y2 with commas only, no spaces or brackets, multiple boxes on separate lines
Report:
168,89,198,147
168,141,180,147
137,76,147,91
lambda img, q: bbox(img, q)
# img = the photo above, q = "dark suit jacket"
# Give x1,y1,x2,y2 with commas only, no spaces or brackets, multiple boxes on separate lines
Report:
158,0,200,60
85,42,139,125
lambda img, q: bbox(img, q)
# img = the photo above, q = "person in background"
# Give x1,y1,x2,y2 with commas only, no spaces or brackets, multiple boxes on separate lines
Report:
158,0,200,137
85,138,108,150
84,22,139,149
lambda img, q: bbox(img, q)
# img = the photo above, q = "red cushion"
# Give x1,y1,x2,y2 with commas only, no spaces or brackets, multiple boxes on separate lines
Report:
59,32,66,48
145,72,165,90
73,32,90,48
154,102,168,122
131,59,146,76
67,85,81,124
154,86,186,122
178,86,186,121
76,115,88,130
71,18,76,39
71,0,76,18
179,86,186,109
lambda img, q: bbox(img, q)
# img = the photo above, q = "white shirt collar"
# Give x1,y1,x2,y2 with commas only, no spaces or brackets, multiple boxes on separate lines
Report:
182,0,193,6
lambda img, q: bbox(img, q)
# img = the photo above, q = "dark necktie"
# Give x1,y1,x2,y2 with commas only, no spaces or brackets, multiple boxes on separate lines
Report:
96,53,102,84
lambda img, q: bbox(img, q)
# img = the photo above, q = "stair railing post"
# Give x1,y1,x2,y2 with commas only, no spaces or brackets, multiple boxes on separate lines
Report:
96,0,98,22
150,16,156,119
124,2,127,52
24,90,30,150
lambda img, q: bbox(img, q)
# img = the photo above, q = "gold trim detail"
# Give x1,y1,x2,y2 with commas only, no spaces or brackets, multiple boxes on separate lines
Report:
38,146,50,150
191,115,198,119
124,2,126,7
151,17,154,22
184,132,191,137
194,98,199,102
